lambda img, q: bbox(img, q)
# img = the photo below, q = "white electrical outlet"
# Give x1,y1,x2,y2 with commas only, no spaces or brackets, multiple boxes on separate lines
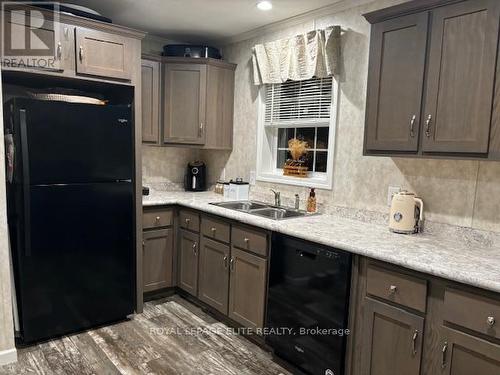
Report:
249,171,256,185
387,186,401,206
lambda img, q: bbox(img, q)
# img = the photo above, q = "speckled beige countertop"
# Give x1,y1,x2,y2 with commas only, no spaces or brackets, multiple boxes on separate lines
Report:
143,190,500,294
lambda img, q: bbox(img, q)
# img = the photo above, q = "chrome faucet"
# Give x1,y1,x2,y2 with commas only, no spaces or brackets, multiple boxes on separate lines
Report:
271,189,281,207
294,194,300,210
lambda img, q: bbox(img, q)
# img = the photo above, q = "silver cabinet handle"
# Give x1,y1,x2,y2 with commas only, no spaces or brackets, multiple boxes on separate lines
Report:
192,242,197,256
244,238,249,243
425,114,432,137
223,255,228,269
199,122,204,136
230,257,235,272
409,114,416,138
79,46,84,62
57,42,62,60
487,316,496,326
412,330,418,356
211,227,216,233
155,216,161,223
185,218,191,225
441,342,448,369
389,285,397,295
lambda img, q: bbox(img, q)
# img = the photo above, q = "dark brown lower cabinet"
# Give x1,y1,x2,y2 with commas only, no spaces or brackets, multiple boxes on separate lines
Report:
178,229,199,296
438,327,500,375
361,298,424,375
198,238,230,314
142,229,173,292
228,247,267,330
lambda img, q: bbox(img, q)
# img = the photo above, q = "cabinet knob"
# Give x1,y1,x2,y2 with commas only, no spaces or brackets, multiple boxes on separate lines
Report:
244,238,249,243
211,227,216,233
185,218,191,224
155,216,161,222
389,285,397,295
487,316,496,327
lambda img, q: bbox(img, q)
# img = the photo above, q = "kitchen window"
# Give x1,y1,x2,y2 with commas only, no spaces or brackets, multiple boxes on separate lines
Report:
256,77,337,189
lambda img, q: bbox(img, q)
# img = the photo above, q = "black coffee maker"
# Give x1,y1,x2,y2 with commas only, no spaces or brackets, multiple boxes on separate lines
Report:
184,161,207,191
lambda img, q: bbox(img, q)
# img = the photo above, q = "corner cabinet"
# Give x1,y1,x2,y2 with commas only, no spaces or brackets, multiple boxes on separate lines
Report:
163,63,207,144
363,0,500,159
141,56,236,149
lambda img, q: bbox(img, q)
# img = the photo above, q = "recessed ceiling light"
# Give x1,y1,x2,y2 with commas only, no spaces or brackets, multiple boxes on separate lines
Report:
257,1,273,11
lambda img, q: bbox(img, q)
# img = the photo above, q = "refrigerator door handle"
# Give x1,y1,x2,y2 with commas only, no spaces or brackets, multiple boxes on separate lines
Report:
19,109,31,257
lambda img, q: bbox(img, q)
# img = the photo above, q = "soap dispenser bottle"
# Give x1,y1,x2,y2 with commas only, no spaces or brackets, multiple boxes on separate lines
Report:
307,188,317,213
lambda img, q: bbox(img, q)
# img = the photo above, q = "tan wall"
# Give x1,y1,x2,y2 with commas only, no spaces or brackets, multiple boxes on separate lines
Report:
0,70,16,361
201,0,500,233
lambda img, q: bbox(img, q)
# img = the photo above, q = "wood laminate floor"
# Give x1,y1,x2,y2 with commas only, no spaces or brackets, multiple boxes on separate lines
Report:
0,295,289,375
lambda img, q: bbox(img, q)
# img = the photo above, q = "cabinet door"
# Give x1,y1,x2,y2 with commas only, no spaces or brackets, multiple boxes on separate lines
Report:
2,15,68,72
440,327,500,375
360,298,424,375
204,65,234,149
142,229,173,293
163,63,206,144
198,238,230,314
228,248,267,330
178,229,199,296
422,0,500,153
75,27,133,80
365,12,428,152
141,59,161,143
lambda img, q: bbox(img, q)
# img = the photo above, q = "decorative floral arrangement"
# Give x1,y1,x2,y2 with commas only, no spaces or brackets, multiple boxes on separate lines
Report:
288,138,308,161
284,138,309,177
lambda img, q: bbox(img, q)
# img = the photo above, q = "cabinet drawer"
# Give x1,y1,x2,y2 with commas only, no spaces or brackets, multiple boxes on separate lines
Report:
444,288,500,340
143,208,173,229
231,225,268,257
179,209,200,232
366,265,427,313
201,216,230,243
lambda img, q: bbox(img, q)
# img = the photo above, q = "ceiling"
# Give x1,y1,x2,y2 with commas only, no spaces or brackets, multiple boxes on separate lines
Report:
67,0,341,43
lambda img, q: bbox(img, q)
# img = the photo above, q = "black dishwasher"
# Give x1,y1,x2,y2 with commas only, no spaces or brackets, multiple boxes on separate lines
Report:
266,234,352,375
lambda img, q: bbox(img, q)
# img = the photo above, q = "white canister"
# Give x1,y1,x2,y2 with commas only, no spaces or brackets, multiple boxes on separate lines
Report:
223,182,230,199
229,179,250,200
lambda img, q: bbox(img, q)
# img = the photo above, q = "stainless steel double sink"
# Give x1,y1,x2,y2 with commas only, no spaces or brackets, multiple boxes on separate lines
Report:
210,200,314,220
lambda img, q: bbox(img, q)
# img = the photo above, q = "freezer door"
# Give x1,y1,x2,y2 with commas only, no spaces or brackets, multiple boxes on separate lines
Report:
16,98,133,184
13,182,134,344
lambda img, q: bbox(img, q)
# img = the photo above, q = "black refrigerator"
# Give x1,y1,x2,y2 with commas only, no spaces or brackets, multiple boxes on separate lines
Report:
5,97,135,344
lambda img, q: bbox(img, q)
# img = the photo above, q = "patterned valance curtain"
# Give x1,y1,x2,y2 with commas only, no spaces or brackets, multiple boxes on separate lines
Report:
252,26,341,85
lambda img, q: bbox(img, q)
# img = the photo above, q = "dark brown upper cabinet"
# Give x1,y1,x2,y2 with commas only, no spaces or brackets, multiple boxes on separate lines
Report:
163,63,207,145
364,0,500,159
141,56,235,149
422,0,500,154
365,12,428,152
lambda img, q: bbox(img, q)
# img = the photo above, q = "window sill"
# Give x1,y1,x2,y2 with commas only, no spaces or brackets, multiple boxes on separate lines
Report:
257,172,332,190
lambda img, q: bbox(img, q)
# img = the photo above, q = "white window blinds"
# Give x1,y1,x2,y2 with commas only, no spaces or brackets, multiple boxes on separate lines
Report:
264,77,333,127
